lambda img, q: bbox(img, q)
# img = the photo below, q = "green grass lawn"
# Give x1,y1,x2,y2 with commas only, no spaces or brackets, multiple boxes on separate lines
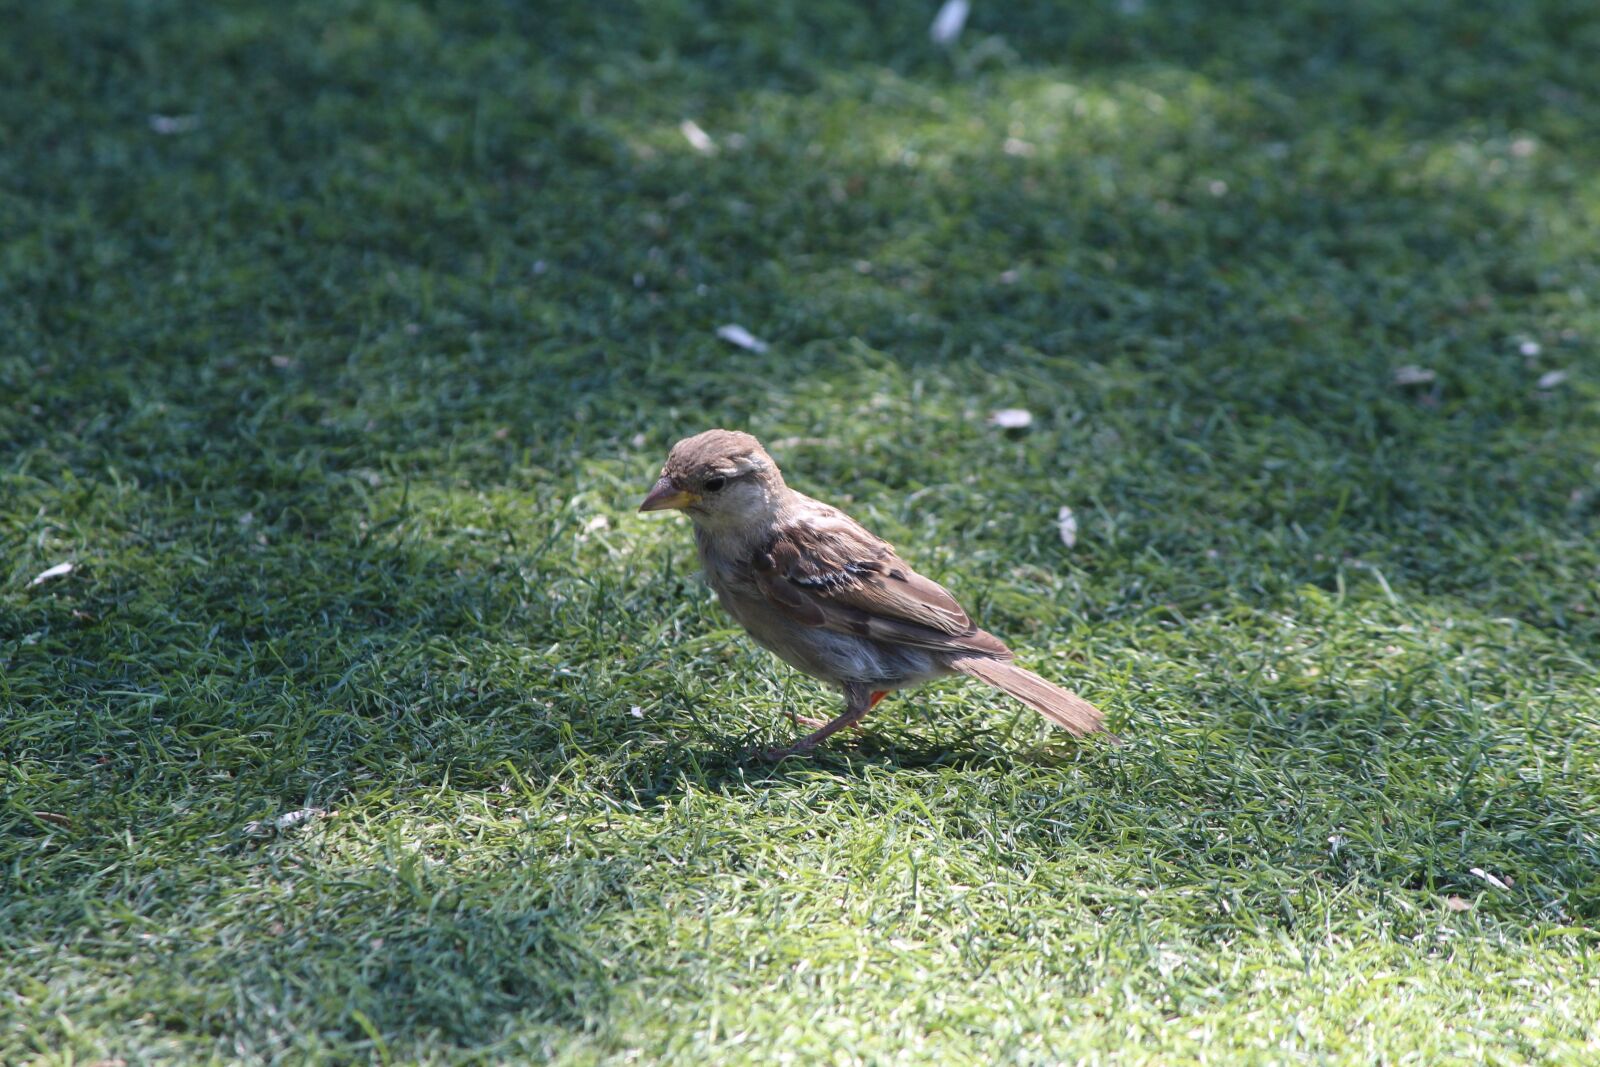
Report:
4,1,1600,1062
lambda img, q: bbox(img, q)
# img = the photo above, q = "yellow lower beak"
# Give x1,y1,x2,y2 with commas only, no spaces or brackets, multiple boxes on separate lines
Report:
639,476,700,512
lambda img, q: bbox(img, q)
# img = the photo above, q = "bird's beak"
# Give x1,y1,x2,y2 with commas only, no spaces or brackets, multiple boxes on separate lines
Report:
639,476,699,512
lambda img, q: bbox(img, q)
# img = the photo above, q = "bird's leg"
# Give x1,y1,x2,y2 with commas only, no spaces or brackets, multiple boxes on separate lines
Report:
765,687,885,760
795,690,886,729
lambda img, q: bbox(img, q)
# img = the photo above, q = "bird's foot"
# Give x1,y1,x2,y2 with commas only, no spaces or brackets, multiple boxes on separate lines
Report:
762,691,885,760
794,714,861,731
755,742,815,762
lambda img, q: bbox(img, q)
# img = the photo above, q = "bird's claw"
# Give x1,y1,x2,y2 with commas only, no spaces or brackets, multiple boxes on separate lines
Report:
793,714,862,731
750,742,816,762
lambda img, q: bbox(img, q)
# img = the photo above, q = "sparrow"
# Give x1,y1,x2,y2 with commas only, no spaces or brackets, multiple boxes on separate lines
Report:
639,429,1108,757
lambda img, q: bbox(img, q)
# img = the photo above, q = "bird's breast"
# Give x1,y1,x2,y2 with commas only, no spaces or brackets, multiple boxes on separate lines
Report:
695,545,939,688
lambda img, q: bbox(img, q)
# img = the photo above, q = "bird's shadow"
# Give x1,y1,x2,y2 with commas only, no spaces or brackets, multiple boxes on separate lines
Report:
639,719,1102,797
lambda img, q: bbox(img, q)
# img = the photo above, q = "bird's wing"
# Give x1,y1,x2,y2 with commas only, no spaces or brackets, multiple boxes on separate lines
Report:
752,507,1010,659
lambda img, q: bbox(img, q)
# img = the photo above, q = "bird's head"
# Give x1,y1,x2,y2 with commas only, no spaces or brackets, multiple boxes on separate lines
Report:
639,429,786,530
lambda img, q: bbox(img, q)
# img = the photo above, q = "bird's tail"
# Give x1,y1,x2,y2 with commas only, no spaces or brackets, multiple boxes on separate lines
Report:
949,656,1107,737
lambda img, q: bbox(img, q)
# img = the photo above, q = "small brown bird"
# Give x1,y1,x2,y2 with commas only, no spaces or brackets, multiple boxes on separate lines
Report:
640,429,1108,757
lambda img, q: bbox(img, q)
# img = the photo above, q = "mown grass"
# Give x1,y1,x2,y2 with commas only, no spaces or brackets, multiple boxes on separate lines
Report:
3,0,1599,1063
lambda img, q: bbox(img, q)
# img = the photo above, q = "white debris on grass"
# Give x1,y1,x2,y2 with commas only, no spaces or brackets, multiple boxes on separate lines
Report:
1392,366,1436,386
149,114,199,135
29,562,74,587
987,408,1033,429
245,808,331,836
1057,506,1078,548
679,119,716,155
1469,867,1512,891
716,324,769,352
929,0,970,44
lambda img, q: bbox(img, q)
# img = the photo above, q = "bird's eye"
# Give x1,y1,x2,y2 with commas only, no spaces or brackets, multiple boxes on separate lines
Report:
703,476,727,492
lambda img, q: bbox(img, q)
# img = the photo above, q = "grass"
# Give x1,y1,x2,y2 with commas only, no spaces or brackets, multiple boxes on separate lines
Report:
3,0,1600,1062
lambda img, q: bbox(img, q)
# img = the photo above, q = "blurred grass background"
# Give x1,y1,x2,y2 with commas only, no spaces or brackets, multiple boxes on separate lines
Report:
3,1,1599,1063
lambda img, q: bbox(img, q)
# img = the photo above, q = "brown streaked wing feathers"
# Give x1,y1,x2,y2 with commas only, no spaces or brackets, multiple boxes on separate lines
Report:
753,519,1010,659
